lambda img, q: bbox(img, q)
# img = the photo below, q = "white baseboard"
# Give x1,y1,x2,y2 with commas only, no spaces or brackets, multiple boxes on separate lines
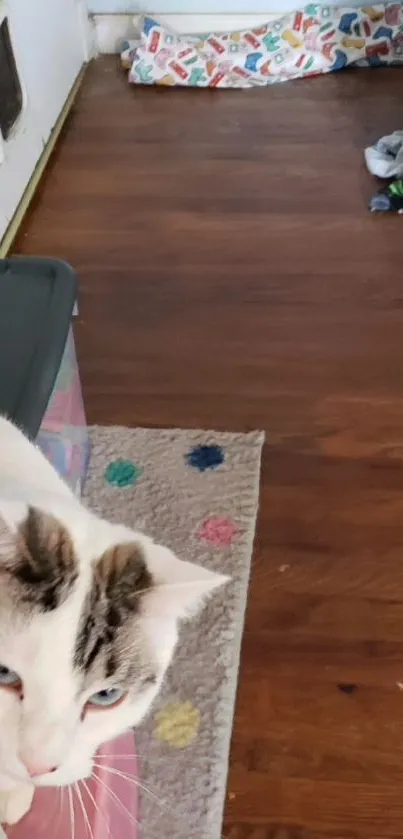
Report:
91,12,279,53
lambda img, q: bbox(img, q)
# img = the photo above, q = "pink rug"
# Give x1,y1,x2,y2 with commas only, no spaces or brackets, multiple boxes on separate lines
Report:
6,732,138,839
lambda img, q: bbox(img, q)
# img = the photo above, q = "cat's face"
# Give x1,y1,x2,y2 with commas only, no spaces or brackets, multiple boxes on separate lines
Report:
0,503,226,791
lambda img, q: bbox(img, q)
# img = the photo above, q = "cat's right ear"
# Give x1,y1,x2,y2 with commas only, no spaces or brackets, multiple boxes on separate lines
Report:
142,543,229,622
0,509,19,560
0,498,29,537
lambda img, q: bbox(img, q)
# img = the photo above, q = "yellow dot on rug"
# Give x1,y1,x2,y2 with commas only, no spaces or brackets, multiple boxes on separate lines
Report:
154,701,200,748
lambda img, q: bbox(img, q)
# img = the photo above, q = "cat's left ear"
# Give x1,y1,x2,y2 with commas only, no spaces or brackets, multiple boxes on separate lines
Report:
0,506,78,611
142,542,229,621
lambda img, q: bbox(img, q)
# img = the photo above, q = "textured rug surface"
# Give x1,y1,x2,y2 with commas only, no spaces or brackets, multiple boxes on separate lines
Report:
84,426,264,839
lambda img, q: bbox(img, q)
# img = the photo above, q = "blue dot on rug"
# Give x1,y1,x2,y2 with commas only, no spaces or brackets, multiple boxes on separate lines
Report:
104,459,143,487
185,444,225,472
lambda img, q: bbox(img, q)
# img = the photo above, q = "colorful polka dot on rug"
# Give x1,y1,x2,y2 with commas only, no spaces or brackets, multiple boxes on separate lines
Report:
196,515,238,547
104,458,143,487
153,701,200,748
185,443,224,472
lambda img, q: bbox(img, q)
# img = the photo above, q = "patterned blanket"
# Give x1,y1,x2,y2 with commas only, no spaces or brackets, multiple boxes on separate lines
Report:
121,4,403,88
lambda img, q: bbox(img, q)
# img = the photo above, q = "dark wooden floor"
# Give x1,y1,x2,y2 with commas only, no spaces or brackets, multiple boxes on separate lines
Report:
14,59,403,838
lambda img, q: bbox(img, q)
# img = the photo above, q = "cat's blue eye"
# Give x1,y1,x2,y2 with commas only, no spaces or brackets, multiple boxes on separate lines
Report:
0,665,21,687
87,687,126,708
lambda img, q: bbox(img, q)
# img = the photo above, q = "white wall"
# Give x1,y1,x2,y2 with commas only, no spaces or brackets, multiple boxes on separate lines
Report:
88,0,372,13
88,0,301,12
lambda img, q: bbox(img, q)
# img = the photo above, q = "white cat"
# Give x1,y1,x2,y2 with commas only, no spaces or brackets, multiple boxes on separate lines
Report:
0,417,227,826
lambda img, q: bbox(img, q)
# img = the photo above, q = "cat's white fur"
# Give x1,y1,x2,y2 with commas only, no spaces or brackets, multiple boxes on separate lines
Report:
0,417,227,825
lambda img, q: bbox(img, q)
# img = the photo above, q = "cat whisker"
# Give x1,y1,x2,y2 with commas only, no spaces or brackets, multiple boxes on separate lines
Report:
91,771,142,833
67,786,75,839
96,753,171,760
92,773,177,839
80,779,114,839
96,752,212,764
92,762,163,805
74,781,93,839
92,768,180,839
95,754,138,759
95,754,156,761
93,760,226,838
60,787,67,839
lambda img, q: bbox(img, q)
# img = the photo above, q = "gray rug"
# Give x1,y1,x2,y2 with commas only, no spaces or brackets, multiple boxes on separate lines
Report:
84,426,264,839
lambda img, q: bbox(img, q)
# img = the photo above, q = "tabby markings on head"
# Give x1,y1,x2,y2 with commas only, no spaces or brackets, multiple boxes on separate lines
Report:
13,507,78,611
74,543,153,678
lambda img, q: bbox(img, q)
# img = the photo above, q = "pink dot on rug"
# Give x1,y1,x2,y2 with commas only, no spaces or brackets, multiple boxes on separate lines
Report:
196,516,238,547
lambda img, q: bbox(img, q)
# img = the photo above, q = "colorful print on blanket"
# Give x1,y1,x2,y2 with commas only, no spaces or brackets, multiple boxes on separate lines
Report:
121,4,403,88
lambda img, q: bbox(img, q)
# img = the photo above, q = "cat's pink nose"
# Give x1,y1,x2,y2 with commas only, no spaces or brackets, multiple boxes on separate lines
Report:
22,759,58,778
